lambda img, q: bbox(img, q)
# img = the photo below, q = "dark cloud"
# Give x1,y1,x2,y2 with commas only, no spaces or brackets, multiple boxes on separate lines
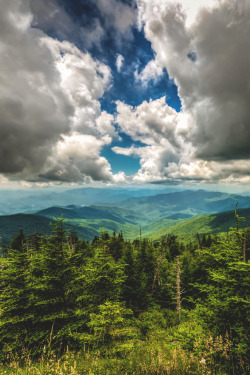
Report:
0,0,125,184
140,0,250,161
0,0,73,178
30,0,137,51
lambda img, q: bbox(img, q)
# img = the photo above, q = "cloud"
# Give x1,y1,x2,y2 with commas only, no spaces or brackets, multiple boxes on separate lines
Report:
116,54,124,72
31,0,105,48
116,96,189,150
41,133,125,183
114,97,195,182
0,0,72,178
96,0,137,38
0,0,122,183
135,0,250,183
114,93,250,184
135,58,163,84
2,0,250,187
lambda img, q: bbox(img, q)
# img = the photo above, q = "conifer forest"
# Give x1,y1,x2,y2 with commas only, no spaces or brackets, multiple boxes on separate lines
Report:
0,212,249,374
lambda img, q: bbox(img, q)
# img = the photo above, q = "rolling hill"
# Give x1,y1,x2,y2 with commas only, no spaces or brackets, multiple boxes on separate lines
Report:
0,213,100,245
143,208,250,241
34,205,149,240
36,205,148,225
1,189,250,245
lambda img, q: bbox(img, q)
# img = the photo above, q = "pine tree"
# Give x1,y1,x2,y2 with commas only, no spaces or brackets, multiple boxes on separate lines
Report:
0,234,34,360
29,218,74,353
122,243,138,308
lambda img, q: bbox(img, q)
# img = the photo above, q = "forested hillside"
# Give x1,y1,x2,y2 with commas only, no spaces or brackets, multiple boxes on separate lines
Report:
2,199,250,245
0,213,99,244
0,214,249,374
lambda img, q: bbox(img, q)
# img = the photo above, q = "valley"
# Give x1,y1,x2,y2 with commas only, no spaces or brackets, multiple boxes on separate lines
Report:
1,188,250,244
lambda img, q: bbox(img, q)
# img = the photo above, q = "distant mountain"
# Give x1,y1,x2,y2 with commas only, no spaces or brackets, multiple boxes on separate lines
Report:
0,187,178,215
111,190,250,219
36,205,148,225
1,189,250,245
34,205,148,240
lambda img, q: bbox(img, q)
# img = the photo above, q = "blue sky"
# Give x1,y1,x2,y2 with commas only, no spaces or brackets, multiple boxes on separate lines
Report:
0,0,250,189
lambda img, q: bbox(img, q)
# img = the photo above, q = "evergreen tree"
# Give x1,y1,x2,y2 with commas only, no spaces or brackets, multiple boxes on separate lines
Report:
29,218,74,353
122,243,138,308
0,236,33,360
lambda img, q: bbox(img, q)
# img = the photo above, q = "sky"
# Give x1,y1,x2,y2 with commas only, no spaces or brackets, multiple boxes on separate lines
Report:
0,0,250,190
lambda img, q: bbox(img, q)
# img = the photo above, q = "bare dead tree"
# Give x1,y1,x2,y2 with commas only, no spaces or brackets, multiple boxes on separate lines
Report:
150,237,169,299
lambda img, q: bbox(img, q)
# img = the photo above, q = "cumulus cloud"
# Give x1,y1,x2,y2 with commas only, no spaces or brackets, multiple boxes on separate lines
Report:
116,97,188,148
41,133,125,183
0,0,72,177
114,91,250,184
2,0,249,187
0,0,122,183
113,97,194,182
135,0,250,183
135,58,163,84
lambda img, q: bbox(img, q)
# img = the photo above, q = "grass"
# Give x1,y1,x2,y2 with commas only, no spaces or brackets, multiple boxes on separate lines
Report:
0,349,229,375
1,330,248,375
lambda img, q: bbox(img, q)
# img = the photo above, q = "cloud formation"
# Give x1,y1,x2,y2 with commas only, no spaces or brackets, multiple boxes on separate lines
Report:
42,133,125,183
96,0,137,38
135,58,163,85
130,0,250,183
1,0,250,187
31,0,137,49
113,97,193,182
0,0,123,183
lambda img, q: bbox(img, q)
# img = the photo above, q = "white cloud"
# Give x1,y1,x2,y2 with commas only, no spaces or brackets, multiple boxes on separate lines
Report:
135,58,163,84
114,92,250,184
42,132,125,183
116,96,189,150
114,97,195,182
116,54,124,72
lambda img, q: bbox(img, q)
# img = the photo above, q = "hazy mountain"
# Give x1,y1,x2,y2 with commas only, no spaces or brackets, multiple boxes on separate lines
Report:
36,205,148,225
0,187,179,215
1,189,250,245
110,190,250,219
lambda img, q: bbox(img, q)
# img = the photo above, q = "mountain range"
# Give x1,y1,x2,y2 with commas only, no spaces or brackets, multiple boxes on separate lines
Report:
1,189,250,245
0,187,179,216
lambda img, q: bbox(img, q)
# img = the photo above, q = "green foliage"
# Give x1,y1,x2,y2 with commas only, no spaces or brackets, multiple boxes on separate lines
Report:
0,213,249,374
82,301,138,355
